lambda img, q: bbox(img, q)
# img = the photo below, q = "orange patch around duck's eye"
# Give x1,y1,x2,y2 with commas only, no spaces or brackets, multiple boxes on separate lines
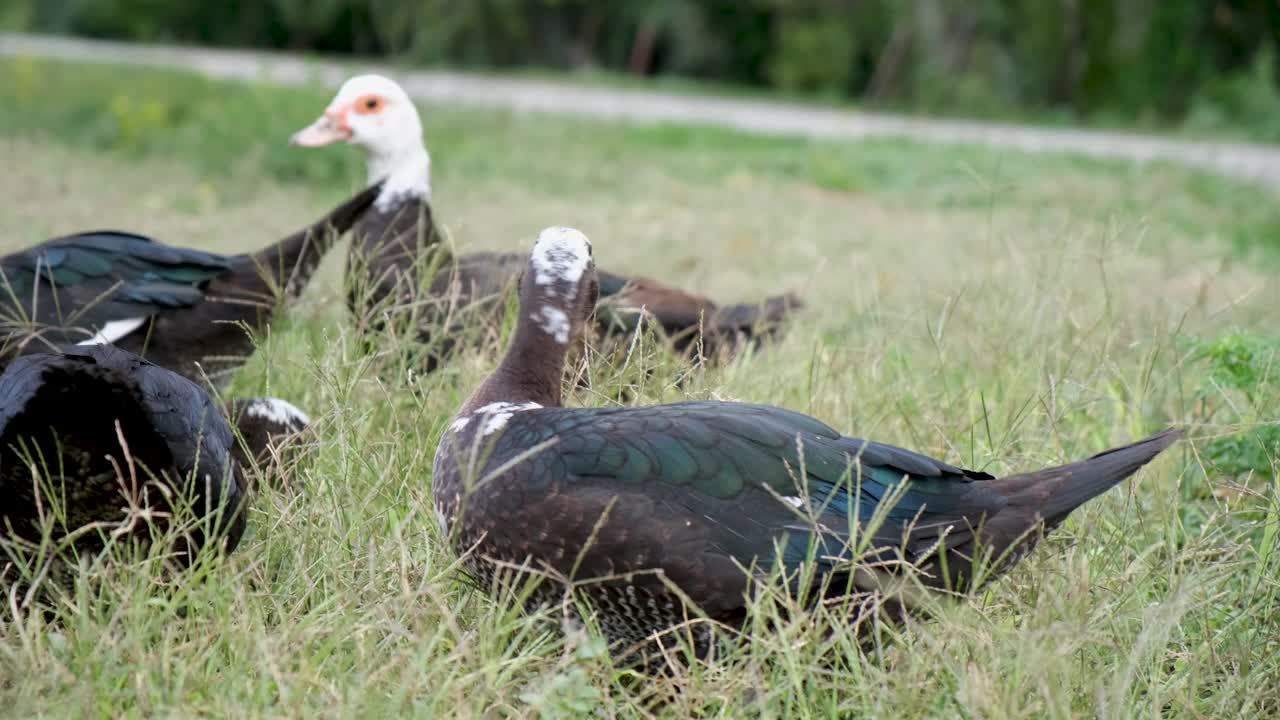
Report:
353,94,384,115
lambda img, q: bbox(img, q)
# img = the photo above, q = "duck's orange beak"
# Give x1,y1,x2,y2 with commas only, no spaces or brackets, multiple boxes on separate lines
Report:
290,106,352,147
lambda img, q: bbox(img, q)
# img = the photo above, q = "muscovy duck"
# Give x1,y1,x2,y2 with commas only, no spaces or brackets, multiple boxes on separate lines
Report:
433,226,1183,663
290,74,801,368
225,396,312,489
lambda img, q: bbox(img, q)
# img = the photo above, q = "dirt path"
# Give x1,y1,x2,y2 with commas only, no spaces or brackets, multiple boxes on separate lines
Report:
5,31,1280,189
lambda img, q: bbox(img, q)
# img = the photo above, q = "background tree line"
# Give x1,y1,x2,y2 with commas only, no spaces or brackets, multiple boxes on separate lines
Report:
9,0,1280,139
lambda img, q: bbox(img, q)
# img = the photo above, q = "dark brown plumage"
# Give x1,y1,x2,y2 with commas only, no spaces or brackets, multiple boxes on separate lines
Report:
225,397,313,491
0,346,245,601
291,74,802,371
1,181,384,386
433,227,1185,666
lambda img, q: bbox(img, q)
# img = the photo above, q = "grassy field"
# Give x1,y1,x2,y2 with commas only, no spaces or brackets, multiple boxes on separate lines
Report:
1,58,1279,718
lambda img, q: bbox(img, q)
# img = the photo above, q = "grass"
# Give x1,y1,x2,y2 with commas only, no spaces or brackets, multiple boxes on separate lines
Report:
1,58,1279,717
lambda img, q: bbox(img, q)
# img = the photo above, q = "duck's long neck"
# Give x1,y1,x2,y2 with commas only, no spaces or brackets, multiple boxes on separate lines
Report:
237,180,384,301
460,322,570,414
359,142,446,266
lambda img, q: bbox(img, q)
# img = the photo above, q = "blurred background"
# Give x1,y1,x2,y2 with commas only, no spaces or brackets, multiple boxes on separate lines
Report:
5,0,1280,142
2,6,1280,716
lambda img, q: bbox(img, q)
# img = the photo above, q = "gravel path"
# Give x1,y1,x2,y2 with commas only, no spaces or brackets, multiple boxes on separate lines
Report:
5,32,1280,189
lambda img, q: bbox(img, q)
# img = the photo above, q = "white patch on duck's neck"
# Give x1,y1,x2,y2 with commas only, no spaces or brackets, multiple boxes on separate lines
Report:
76,316,147,346
370,145,431,213
532,306,571,344
245,398,311,429
530,227,591,299
462,401,542,437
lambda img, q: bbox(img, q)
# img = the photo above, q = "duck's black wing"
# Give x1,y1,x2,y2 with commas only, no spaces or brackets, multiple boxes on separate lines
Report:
441,400,1002,610
0,231,232,347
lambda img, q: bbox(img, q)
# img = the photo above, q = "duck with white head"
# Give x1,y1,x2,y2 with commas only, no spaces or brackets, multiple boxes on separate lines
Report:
291,75,430,210
292,74,446,347
291,75,804,371
433,225,1184,668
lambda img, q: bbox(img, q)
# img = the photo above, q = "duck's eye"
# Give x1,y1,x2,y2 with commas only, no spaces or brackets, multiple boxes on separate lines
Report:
354,95,383,114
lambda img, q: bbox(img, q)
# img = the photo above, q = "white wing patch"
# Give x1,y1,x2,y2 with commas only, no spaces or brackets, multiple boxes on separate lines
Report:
532,306,571,344
75,316,147,346
471,401,543,437
245,398,311,428
780,496,806,509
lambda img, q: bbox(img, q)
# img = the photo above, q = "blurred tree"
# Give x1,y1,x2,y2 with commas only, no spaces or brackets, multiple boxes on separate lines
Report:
765,2,857,95
14,0,1280,136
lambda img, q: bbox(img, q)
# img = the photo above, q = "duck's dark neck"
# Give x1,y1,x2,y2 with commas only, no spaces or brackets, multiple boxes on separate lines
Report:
357,193,451,266
349,144,450,284
234,181,383,299
461,322,569,414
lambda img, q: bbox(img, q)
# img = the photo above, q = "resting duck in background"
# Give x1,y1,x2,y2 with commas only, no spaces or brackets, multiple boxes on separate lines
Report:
0,181,384,386
290,74,801,369
433,226,1184,665
225,396,313,490
0,346,250,599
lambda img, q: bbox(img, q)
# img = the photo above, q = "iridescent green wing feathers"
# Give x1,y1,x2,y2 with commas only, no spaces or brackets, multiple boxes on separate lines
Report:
0,231,232,327
491,401,1006,570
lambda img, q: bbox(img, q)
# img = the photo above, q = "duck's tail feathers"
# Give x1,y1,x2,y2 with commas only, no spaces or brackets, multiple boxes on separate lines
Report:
1000,428,1184,523
710,292,804,337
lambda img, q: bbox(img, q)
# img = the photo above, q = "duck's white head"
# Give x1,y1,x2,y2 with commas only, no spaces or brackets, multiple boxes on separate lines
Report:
291,74,430,204
521,227,598,346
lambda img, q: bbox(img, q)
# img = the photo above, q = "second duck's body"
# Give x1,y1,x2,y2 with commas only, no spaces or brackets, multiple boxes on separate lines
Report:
292,75,801,369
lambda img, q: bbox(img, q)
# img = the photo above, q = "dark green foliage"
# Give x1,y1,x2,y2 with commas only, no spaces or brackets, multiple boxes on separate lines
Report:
1186,47,1280,142
12,0,1280,138
1203,426,1280,481
1186,332,1280,479
1194,332,1277,398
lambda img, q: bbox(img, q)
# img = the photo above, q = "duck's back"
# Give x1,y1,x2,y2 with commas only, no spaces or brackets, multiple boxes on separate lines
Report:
350,194,533,364
0,346,245,565
432,399,1003,656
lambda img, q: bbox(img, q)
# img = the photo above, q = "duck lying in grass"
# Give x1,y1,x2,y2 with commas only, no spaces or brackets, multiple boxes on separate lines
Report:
0,346,298,601
291,74,801,369
0,182,383,386
432,226,1184,665
226,397,313,490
